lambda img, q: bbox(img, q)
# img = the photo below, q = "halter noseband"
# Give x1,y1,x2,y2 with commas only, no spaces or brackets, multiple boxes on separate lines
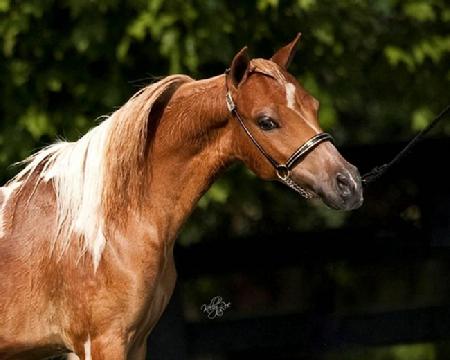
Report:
225,70,334,198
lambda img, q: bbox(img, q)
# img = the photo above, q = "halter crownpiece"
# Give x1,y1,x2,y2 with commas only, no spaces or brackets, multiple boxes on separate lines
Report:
225,70,334,198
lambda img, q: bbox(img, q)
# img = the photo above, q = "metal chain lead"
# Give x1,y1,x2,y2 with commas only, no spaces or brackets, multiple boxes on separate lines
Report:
279,175,315,198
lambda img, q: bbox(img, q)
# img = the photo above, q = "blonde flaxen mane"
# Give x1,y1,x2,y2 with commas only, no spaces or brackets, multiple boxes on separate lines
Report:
7,74,193,270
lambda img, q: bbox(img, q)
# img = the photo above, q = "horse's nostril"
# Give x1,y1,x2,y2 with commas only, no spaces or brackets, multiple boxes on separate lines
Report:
336,172,353,198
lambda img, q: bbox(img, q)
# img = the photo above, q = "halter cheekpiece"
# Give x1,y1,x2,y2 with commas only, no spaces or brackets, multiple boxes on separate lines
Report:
225,69,334,198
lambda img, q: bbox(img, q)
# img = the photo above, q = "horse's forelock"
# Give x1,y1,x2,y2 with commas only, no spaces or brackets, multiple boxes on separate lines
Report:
249,58,287,85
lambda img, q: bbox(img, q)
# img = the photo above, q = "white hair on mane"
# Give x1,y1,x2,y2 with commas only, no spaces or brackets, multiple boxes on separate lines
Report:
0,180,22,238
11,119,111,270
9,74,192,271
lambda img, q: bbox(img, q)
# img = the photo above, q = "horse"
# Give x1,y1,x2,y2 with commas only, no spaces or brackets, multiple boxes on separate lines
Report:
0,33,363,359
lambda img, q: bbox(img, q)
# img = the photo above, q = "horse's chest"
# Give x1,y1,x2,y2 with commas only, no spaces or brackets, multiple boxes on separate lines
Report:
128,254,177,341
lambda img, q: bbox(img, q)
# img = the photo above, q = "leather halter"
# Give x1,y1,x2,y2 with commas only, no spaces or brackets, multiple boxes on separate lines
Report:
225,70,334,198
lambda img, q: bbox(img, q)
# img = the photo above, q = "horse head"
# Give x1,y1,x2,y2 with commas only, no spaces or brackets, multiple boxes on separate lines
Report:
226,33,363,210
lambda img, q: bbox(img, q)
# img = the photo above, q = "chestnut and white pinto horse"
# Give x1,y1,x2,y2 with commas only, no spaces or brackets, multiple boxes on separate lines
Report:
0,34,362,359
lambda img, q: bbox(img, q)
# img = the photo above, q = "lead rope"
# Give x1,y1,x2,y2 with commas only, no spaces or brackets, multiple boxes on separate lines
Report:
362,104,450,185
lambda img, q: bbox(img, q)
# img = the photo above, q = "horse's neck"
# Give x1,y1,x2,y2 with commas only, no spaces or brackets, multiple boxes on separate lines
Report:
2,75,233,269
142,74,233,242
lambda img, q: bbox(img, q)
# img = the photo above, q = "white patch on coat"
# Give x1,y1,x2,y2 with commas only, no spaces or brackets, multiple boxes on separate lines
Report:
84,335,92,360
0,181,22,238
9,118,112,272
66,353,81,360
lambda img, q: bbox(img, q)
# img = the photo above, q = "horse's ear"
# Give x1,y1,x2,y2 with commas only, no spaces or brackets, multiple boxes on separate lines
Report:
270,33,302,69
229,46,250,88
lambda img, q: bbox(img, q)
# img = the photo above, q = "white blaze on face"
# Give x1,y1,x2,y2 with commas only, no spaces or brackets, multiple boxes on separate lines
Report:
285,82,320,133
285,82,297,110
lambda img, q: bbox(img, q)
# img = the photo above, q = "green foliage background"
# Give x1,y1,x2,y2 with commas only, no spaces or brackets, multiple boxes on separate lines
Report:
0,0,449,244
1,1,450,358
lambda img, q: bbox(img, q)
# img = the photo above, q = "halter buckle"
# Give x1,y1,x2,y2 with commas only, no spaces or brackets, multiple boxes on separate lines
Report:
276,165,290,181
225,92,236,112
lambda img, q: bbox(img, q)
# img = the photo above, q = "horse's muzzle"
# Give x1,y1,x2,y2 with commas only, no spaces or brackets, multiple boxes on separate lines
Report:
334,170,364,210
321,166,364,211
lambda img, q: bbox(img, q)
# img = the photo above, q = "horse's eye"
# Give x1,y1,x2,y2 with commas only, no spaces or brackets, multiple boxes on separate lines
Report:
257,116,279,131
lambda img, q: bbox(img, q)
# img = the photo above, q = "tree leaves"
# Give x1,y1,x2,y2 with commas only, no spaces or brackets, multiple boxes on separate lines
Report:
0,0,449,236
